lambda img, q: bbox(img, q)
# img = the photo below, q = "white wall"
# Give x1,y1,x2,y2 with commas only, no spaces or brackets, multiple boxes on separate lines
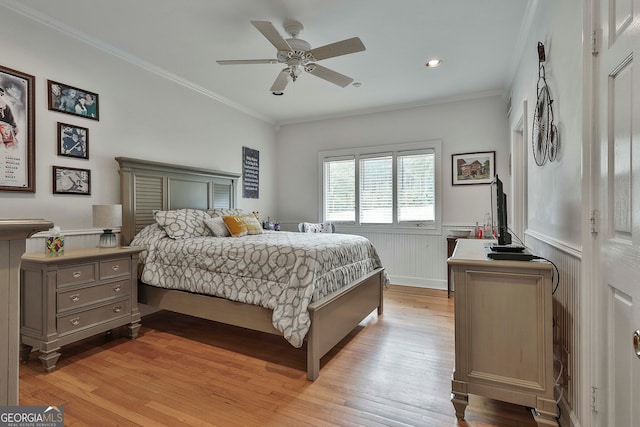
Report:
0,7,278,234
509,0,583,250
276,94,510,227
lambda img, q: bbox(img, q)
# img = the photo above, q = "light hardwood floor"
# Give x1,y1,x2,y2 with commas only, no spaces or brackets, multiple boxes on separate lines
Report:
20,286,539,426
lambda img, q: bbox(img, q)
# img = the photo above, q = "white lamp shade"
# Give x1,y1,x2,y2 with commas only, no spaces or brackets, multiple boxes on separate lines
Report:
92,204,122,229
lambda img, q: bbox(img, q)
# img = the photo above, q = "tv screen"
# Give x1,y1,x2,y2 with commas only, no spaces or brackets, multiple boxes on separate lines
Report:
491,175,512,245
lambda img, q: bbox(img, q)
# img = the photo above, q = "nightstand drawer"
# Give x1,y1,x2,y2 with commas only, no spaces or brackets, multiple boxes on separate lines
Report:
100,258,131,280
58,263,97,288
58,299,131,336
57,280,131,312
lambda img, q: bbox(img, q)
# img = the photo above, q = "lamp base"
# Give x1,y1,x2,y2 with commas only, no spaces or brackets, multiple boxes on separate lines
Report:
98,229,117,248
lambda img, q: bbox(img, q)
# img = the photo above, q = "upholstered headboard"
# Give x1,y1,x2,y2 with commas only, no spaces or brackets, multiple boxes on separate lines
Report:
116,157,240,245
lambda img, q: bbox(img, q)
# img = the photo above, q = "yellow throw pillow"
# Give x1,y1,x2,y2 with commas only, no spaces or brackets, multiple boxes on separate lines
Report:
222,215,263,237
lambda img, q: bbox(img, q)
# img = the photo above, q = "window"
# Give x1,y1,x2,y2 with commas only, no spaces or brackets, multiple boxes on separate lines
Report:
320,140,441,230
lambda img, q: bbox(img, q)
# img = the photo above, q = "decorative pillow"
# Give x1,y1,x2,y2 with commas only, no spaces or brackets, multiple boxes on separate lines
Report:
206,208,244,218
203,216,231,237
154,209,211,239
222,214,263,237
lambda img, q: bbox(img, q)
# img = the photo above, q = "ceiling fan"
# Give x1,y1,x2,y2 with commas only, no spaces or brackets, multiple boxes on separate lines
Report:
217,20,366,93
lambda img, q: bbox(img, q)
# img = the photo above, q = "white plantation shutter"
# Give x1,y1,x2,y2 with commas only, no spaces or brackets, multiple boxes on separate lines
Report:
359,155,392,223
397,151,435,222
324,157,355,222
320,141,439,228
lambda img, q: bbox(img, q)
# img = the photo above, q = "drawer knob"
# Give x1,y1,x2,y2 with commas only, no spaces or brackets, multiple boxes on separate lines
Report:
72,271,82,278
70,317,80,326
70,294,80,303
112,265,120,271
113,306,122,313
113,285,121,292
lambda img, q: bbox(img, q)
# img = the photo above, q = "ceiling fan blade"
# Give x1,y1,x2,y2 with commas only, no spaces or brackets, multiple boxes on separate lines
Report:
216,59,278,65
306,37,366,61
270,69,290,92
305,64,354,87
251,20,293,52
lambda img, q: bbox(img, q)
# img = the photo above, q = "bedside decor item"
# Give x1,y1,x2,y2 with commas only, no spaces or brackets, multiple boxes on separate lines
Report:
52,166,91,195
57,122,88,159
45,226,64,255
532,42,558,166
242,146,259,199
47,80,99,121
93,204,122,248
452,151,495,185
0,65,36,193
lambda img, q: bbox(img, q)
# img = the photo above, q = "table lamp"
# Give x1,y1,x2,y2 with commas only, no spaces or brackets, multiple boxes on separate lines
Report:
93,204,122,248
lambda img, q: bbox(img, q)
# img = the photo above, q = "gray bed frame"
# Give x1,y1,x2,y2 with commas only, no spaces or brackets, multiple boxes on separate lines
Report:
116,157,384,380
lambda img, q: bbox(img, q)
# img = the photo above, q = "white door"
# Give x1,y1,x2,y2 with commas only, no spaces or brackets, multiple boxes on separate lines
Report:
598,0,640,425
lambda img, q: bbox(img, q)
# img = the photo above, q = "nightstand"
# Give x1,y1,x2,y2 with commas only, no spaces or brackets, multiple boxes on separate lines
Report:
20,246,143,372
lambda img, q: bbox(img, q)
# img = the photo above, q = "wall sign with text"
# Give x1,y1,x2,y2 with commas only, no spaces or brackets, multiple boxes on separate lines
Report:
242,146,259,199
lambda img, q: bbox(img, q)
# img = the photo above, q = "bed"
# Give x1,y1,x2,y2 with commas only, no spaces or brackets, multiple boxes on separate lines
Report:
116,157,386,380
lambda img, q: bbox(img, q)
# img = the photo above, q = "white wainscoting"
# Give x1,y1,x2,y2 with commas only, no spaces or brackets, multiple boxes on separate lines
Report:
25,229,121,254
526,232,582,427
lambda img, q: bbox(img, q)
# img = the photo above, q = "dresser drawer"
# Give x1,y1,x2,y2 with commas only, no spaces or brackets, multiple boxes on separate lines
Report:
58,263,97,288
100,258,131,280
57,280,131,312
57,299,131,336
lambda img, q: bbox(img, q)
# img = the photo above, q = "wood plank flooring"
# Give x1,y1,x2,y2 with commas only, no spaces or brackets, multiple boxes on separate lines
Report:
20,286,538,426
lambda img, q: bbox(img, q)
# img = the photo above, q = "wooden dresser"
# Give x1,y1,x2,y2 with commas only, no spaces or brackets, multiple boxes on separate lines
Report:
447,239,557,427
0,219,52,405
20,246,143,371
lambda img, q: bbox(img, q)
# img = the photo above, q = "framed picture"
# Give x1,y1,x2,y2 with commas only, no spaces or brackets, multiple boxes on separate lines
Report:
452,151,496,185
47,80,99,120
57,122,89,159
53,166,91,195
0,65,36,192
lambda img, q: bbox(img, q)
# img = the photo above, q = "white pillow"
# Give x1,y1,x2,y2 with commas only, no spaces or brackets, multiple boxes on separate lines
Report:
155,209,211,239
203,216,231,237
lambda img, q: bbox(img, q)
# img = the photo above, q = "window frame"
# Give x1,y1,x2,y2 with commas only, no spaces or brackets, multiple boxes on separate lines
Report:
318,140,442,234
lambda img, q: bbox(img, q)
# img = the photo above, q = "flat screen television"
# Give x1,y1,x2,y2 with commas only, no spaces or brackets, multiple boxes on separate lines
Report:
491,175,512,245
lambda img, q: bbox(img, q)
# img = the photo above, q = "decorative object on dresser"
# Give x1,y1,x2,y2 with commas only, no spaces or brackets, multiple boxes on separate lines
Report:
0,65,36,193
0,219,53,405
93,204,122,248
20,246,143,372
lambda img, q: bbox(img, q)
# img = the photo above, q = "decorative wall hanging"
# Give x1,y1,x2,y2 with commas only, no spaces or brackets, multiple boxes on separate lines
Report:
0,65,36,192
47,80,99,121
532,42,558,166
452,151,495,185
57,122,89,159
242,146,259,198
52,165,91,195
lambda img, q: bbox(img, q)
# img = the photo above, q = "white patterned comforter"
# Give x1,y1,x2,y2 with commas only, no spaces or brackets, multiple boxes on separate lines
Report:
132,227,387,347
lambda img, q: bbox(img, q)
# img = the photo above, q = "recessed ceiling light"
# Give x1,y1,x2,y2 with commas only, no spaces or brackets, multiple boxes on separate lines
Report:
272,91,284,96
426,59,443,68
352,82,362,87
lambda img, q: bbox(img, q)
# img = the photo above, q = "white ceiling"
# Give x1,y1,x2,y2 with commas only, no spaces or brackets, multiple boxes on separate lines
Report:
2,0,531,125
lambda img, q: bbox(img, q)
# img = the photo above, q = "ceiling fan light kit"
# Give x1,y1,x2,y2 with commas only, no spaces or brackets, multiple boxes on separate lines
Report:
217,20,366,93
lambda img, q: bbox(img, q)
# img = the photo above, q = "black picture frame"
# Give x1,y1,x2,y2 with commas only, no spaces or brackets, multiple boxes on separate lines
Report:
48,80,99,120
0,65,36,192
452,151,496,185
57,122,89,159
53,165,91,195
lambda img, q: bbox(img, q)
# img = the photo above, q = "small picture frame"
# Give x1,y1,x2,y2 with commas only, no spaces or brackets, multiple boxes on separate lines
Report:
47,80,99,120
53,166,91,195
452,151,496,185
57,122,88,159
